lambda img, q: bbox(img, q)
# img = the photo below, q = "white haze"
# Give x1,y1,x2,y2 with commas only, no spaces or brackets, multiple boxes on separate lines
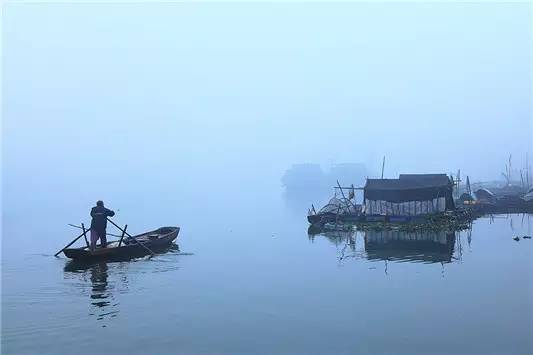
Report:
2,2,532,217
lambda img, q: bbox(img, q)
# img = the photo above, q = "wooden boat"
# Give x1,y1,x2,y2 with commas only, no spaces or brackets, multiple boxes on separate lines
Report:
63,226,180,261
307,212,363,226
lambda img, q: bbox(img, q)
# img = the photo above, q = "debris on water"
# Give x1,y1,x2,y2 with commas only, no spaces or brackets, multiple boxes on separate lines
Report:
523,235,532,239
513,236,520,241
352,210,473,233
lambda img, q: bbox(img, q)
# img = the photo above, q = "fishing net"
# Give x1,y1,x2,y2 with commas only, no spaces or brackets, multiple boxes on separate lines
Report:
318,197,358,214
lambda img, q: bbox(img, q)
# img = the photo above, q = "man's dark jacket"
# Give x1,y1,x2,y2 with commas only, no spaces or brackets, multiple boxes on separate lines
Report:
90,206,115,233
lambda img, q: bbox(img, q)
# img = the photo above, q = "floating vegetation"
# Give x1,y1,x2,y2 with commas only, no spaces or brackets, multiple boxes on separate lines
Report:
359,211,473,232
314,210,476,234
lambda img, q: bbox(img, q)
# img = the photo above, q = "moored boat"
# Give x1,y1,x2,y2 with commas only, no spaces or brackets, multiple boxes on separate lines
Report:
63,226,180,261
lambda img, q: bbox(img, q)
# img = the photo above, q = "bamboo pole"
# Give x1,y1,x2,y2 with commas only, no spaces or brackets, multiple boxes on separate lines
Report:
54,229,90,257
334,186,365,190
118,224,128,247
107,218,155,256
526,153,530,189
81,223,89,248
336,180,347,199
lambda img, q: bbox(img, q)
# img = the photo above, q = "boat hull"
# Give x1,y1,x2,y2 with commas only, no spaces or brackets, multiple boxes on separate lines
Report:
63,226,179,261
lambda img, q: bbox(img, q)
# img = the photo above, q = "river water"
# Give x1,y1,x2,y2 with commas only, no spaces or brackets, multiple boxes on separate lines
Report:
2,185,532,355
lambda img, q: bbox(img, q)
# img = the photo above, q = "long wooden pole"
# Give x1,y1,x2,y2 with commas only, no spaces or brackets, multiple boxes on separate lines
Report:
381,156,386,179
81,223,90,248
54,229,89,257
336,180,355,212
118,224,128,247
336,180,347,199
107,218,155,256
527,152,530,188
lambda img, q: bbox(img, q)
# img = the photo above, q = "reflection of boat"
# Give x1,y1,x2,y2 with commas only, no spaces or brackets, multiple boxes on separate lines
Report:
308,228,355,245
364,230,456,263
63,227,179,261
63,243,180,322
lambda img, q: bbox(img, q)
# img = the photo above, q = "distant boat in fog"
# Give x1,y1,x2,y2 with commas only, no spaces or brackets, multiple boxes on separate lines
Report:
281,163,326,190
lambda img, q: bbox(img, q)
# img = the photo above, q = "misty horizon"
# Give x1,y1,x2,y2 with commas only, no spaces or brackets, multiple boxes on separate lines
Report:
4,3,531,191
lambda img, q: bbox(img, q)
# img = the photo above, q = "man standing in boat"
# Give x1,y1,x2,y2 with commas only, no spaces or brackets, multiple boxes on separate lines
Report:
90,200,115,251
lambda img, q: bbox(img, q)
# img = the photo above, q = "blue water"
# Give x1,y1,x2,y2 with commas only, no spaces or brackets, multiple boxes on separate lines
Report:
2,184,532,355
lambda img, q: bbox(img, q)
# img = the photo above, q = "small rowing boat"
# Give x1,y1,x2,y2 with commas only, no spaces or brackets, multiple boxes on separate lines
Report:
63,226,180,261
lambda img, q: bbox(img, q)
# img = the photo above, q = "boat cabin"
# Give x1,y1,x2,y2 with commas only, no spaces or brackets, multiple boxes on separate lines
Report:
363,174,455,216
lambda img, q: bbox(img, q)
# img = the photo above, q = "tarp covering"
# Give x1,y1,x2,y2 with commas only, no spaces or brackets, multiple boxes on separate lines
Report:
364,197,447,216
364,174,454,211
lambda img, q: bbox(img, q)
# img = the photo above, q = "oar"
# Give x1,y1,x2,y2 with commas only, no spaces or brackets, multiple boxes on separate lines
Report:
106,218,155,257
54,229,90,257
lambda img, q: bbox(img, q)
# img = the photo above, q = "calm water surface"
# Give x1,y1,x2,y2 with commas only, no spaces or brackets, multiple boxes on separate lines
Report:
2,187,532,355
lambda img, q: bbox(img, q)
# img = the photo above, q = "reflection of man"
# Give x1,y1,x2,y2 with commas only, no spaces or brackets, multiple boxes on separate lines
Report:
90,200,115,251
90,262,109,307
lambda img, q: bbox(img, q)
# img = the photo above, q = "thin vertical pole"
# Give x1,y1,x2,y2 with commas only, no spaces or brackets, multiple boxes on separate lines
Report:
381,156,386,179
337,180,347,199
81,223,89,248
508,154,512,184
118,224,128,247
526,152,529,190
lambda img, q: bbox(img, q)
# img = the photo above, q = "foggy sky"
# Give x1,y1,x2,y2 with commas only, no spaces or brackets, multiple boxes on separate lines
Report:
2,2,532,213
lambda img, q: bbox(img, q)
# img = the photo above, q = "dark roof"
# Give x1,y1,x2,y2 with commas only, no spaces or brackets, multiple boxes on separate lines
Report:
399,174,452,186
365,174,452,190
364,174,455,208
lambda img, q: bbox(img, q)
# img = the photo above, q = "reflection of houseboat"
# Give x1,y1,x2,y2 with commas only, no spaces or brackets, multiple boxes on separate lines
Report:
308,228,355,246
364,230,456,263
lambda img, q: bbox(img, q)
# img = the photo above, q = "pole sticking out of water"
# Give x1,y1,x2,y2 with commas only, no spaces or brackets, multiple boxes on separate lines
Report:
526,152,529,190
381,156,386,179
